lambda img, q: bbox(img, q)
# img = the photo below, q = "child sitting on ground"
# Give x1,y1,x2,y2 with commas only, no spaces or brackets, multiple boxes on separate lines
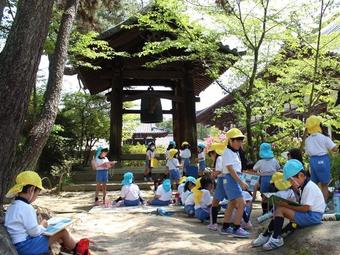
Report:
114,172,143,207
252,159,325,250
177,176,187,204
182,177,197,216
166,148,181,189
197,143,206,176
148,179,172,206
5,171,90,255
253,143,280,214
193,176,213,222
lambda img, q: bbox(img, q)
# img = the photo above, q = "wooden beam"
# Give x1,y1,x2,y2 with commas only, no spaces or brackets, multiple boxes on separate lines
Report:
122,91,184,102
123,109,173,114
122,70,184,80
123,79,175,87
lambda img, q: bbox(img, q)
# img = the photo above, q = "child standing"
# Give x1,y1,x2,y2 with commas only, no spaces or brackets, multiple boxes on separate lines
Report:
220,128,250,238
120,172,143,206
304,115,337,201
183,176,197,216
165,141,176,177
145,142,156,182
180,141,191,175
206,143,226,231
194,176,214,222
253,143,280,214
166,148,181,189
148,179,172,206
252,159,325,250
5,171,89,255
197,143,206,176
94,146,114,206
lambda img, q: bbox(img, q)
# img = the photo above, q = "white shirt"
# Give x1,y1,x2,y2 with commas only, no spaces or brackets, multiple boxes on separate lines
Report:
194,189,212,209
215,156,224,177
275,189,296,202
300,181,325,213
222,148,242,174
198,152,205,162
146,150,155,160
165,150,170,161
253,158,280,176
156,185,172,201
184,192,194,206
178,183,185,198
96,157,109,170
166,158,180,170
180,148,191,159
305,133,336,156
181,190,191,204
121,184,141,201
5,199,46,244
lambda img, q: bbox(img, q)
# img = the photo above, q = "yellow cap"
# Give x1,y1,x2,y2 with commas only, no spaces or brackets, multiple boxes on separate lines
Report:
169,149,178,159
305,115,322,134
226,128,245,139
192,177,202,204
207,143,225,155
179,176,187,184
6,171,44,198
270,172,291,191
181,141,190,146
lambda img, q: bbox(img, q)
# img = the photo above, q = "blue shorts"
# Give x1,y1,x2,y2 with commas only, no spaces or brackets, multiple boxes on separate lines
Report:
169,169,180,182
225,173,243,201
124,199,140,206
195,207,210,221
15,235,49,255
96,169,109,183
260,175,274,193
198,161,206,171
310,155,331,184
183,158,190,173
184,204,195,216
294,211,323,227
149,199,171,206
214,176,228,201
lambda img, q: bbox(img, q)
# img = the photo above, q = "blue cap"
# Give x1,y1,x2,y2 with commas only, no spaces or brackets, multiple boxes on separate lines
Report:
122,172,134,186
259,143,274,159
283,159,304,180
185,176,196,184
96,146,103,158
162,179,172,192
169,141,176,147
198,143,205,149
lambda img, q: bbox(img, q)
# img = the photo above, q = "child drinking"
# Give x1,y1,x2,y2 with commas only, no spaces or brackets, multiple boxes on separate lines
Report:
5,171,90,255
252,159,325,250
220,128,250,238
206,143,226,231
180,141,191,175
148,179,172,206
197,143,206,176
145,142,156,181
94,146,115,206
120,172,143,206
182,176,197,216
304,115,337,201
166,148,181,189
253,143,280,214
194,176,213,222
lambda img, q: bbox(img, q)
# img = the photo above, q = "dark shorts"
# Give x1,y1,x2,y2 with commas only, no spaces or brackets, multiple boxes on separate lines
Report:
124,199,140,206
260,175,274,193
169,169,180,182
310,155,331,184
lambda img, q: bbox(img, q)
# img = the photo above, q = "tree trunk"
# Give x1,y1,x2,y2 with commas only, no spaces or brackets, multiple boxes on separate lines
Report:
0,0,54,214
14,0,80,173
0,0,6,24
245,104,255,161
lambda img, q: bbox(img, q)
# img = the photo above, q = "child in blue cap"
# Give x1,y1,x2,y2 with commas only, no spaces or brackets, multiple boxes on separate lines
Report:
148,179,172,206
253,143,280,214
252,159,325,250
182,176,196,216
119,172,143,206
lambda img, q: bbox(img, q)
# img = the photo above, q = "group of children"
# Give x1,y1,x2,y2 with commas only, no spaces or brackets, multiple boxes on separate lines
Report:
3,115,338,254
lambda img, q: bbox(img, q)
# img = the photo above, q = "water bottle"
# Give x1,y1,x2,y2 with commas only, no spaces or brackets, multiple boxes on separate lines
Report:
333,189,340,214
257,211,273,223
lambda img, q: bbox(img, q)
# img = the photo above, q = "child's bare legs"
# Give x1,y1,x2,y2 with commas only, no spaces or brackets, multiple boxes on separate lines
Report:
102,183,107,199
274,206,295,221
223,199,236,224
233,197,245,226
95,183,101,198
320,183,329,202
49,229,76,251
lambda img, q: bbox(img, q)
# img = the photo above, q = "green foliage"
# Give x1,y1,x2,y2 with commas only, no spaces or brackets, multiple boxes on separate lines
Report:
120,144,166,167
156,119,173,133
331,153,340,182
50,158,78,192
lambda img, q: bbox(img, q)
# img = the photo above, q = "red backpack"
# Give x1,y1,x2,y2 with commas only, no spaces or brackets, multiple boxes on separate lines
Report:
74,238,91,255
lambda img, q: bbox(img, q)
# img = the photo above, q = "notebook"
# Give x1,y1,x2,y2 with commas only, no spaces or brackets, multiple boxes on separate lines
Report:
43,217,73,236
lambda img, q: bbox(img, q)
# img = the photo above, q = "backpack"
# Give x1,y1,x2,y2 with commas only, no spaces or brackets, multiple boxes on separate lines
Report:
74,238,91,255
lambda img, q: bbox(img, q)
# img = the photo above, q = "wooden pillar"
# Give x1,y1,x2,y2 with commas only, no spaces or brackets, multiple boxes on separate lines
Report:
173,80,185,148
109,74,123,160
182,69,198,162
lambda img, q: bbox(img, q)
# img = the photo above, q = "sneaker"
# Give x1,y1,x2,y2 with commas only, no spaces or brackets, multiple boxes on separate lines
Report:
252,233,270,247
219,226,234,235
262,235,284,250
148,176,153,182
144,176,148,181
232,227,250,238
208,223,218,231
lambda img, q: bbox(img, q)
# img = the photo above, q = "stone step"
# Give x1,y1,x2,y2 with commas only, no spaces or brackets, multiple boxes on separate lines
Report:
62,181,155,192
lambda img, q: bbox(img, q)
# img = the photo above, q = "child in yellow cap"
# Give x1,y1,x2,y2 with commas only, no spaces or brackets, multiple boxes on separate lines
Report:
4,171,89,255
166,148,181,189
180,141,191,175
304,115,338,201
